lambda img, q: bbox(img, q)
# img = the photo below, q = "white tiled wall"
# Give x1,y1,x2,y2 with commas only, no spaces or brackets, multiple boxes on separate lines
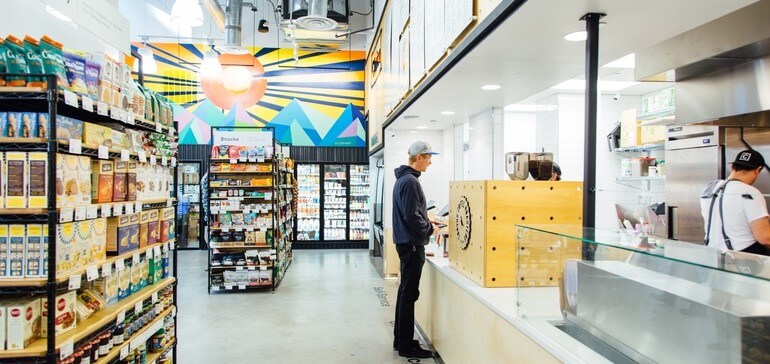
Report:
535,94,560,157
557,94,586,181
382,129,449,229
503,111,537,157
467,108,504,180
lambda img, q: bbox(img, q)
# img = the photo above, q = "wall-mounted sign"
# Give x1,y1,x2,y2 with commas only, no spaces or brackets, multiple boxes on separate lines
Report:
212,129,273,147
40,0,130,54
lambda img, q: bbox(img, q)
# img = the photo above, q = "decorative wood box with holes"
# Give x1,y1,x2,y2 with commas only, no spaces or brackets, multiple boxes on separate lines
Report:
448,181,583,288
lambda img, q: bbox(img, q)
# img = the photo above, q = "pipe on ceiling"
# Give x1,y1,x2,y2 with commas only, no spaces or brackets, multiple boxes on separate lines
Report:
202,0,226,31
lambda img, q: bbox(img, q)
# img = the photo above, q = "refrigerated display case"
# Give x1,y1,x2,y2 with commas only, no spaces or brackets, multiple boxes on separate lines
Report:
297,164,321,240
178,161,204,249
324,164,348,240
349,165,370,240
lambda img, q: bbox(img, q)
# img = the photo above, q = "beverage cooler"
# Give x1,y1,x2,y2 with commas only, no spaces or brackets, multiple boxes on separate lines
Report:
177,161,204,249
295,163,370,242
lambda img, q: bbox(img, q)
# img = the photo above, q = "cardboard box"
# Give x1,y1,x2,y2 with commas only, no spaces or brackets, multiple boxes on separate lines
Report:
6,112,23,138
41,291,76,336
20,112,37,138
5,152,27,208
5,298,41,350
148,256,161,285
0,226,8,278
91,218,107,262
83,123,112,147
24,225,42,278
117,265,130,300
0,306,6,350
76,220,93,268
107,214,138,255
27,152,47,208
139,258,149,290
55,222,76,273
130,260,142,294
92,160,114,203
36,113,49,139
41,225,48,277
58,154,78,207
111,84,121,107
138,211,150,248
160,207,175,243
147,209,160,245
93,274,118,306
0,152,4,208
76,156,91,205
98,80,113,105
640,124,666,144
619,108,641,148
112,160,128,202
8,225,25,278
127,161,137,201
56,116,83,143
0,113,7,137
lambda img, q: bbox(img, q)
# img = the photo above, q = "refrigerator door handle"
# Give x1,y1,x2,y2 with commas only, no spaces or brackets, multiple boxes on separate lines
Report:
668,206,678,240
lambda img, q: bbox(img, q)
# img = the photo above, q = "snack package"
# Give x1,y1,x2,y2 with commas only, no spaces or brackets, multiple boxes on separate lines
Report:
8,225,25,278
55,116,83,143
91,160,113,203
22,36,46,87
112,160,127,202
5,35,29,86
0,39,7,86
0,225,8,278
40,36,69,89
20,112,37,138
27,152,47,209
41,291,76,336
63,51,87,95
85,60,100,100
5,298,41,349
6,112,22,138
5,152,27,208
36,113,49,139
131,81,145,117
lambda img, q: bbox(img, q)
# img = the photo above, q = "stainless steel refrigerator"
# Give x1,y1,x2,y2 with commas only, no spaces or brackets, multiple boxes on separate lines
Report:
666,126,770,242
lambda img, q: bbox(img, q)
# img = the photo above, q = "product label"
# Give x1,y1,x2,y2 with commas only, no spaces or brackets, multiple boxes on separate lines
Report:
6,160,24,197
29,160,46,197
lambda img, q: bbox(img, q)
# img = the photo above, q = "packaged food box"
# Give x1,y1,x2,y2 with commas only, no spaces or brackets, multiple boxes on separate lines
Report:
85,60,100,100
0,113,6,138
41,291,76,336
91,218,107,262
147,209,160,244
41,225,48,277
127,161,137,201
0,152,3,208
98,79,113,105
160,207,175,243
91,159,113,203
92,273,118,306
130,260,142,294
148,256,161,285
8,225,25,278
56,116,83,143
57,154,76,207
0,225,8,278
131,82,146,118
20,112,37,138
24,225,42,278
5,298,41,350
6,112,23,138
111,83,121,107
89,53,114,83
63,51,87,95
107,214,138,255
55,222,76,273
76,156,91,205
75,288,105,321
36,113,49,139
4,152,26,208
82,123,112,147
27,152,47,208
76,220,93,268
112,160,128,202
138,211,150,248
139,258,149,290
117,264,130,300
0,306,6,350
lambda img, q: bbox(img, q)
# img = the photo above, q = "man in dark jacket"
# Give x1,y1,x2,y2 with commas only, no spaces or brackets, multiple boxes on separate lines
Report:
392,141,439,359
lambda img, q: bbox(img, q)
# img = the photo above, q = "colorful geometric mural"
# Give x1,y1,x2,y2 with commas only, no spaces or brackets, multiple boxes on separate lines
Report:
132,43,366,146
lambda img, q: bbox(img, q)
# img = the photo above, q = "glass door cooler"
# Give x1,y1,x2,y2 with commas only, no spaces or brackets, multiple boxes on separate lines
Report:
349,165,370,240
296,164,321,240
323,165,348,240
178,161,203,249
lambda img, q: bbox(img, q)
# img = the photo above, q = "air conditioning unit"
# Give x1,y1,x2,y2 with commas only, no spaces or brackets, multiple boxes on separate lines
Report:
282,0,349,30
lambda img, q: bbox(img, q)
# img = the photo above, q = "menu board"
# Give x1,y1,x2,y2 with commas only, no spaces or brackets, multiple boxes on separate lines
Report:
424,0,445,70
409,0,425,88
399,27,410,95
444,0,474,49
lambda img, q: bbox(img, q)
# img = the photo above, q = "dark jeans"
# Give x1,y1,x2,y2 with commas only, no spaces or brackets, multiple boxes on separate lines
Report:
394,244,425,350
742,242,770,256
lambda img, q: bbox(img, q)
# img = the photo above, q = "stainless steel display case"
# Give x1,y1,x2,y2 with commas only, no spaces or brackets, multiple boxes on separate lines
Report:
516,225,770,364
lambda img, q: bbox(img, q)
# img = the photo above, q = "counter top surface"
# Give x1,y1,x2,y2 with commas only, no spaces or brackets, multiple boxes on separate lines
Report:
424,245,612,364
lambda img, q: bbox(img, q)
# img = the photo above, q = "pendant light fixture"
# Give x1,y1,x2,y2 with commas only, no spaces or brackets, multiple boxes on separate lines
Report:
199,45,222,80
137,43,158,74
171,0,205,27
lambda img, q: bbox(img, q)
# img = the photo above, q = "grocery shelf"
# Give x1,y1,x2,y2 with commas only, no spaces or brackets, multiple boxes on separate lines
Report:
210,158,273,163
93,306,175,364
209,170,274,175
58,140,177,163
145,339,176,364
5,278,176,359
210,283,273,291
613,143,665,153
0,208,48,215
0,86,46,93
209,265,274,270
210,226,273,231
209,185,273,189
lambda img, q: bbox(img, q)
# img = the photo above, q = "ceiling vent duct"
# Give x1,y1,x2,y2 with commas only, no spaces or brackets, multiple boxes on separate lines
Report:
205,0,249,54
283,0,349,31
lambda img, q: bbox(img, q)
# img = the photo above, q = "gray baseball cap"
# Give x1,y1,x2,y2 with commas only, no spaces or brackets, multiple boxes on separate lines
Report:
408,141,439,156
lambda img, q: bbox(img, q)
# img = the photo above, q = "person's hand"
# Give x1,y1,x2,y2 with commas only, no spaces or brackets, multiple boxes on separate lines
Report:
431,222,441,235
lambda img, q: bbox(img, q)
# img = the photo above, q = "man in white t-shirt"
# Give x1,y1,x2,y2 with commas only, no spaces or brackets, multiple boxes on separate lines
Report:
700,149,770,255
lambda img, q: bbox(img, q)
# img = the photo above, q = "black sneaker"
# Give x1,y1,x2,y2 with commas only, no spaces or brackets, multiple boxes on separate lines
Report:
398,346,433,359
394,339,419,351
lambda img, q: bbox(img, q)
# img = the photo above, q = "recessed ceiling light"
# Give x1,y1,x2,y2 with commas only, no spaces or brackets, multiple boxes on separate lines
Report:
440,111,455,115
417,126,428,129
564,23,606,42
481,84,501,90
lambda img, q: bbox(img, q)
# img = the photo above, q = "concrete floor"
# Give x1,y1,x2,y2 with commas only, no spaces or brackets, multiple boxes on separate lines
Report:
176,249,438,364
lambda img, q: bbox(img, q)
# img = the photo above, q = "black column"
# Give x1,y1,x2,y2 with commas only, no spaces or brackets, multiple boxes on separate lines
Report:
580,13,605,230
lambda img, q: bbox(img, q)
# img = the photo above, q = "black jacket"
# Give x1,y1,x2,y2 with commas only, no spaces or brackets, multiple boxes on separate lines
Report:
392,165,433,245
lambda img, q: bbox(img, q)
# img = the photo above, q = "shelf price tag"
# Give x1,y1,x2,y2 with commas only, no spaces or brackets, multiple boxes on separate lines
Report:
125,111,136,125
163,242,169,253
167,199,173,207
239,156,247,162
68,274,82,290
230,158,238,164
146,247,154,259
102,262,112,277
171,157,177,167
115,258,125,272
248,157,257,162
98,145,109,160
60,339,74,360
260,266,267,271
114,203,123,216
246,227,254,232
63,90,79,107
236,266,244,271
59,207,74,223
162,156,168,166
87,205,98,219
221,227,229,233
135,301,143,314
68,138,82,154
121,149,130,162
117,310,126,324
81,96,94,112
156,122,163,133
170,242,176,250
120,346,130,360
248,266,256,271
133,253,141,265
225,284,233,290
151,292,159,303
238,284,246,290
136,202,143,212
257,157,265,163
138,150,147,163
110,107,121,120
101,204,112,218
86,265,99,282
150,155,157,165
265,192,273,200
97,101,109,116
125,202,134,214
154,246,162,257
235,226,243,232
74,206,86,221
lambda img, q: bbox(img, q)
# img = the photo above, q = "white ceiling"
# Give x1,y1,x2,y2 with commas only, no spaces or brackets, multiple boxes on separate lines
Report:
389,0,758,131
119,0,375,49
